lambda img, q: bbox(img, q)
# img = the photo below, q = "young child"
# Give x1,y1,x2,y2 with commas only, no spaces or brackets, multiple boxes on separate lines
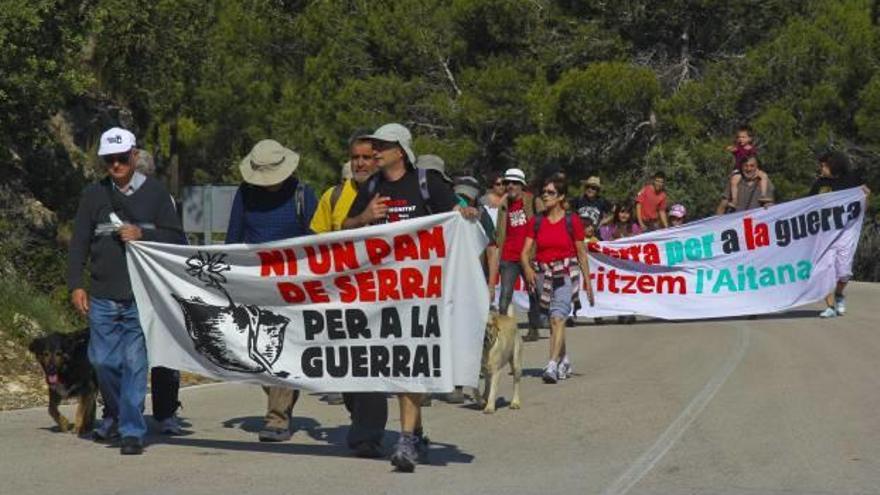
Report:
600,202,641,324
725,126,769,209
668,204,687,227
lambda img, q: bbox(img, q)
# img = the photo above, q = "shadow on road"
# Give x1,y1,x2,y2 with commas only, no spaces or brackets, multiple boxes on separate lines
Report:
156,416,474,466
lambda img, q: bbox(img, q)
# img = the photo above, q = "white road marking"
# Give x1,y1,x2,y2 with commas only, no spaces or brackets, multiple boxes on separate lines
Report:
600,324,751,495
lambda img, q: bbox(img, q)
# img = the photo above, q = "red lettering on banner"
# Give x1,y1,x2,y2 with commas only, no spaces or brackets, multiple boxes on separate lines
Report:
258,249,297,277
426,265,442,298
418,227,446,259
587,241,661,265
335,275,357,303
304,280,329,303
305,245,331,274
365,238,392,266
400,268,425,298
393,234,420,262
377,269,400,301
332,242,359,272
355,271,377,301
278,282,305,302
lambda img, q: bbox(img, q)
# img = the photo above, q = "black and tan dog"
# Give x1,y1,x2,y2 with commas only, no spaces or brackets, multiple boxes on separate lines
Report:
476,313,523,414
28,329,98,435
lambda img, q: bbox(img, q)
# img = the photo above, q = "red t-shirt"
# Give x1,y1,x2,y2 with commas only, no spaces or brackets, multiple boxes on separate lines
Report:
526,214,585,264
636,185,667,221
501,198,530,262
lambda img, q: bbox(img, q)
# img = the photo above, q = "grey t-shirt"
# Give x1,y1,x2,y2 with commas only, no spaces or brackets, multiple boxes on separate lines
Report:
724,173,775,211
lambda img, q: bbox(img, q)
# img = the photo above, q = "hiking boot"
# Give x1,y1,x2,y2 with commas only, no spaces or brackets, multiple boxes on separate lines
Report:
390,434,419,473
523,326,539,342
542,361,558,384
258,426,292,442
120,436,143,455
835,295,846,315
92,417,119,442
414,429,430,464
819,306,838,318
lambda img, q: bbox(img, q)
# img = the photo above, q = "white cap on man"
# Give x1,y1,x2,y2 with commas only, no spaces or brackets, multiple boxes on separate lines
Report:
362,123,416,165
98,127,136,156
503,168,526,185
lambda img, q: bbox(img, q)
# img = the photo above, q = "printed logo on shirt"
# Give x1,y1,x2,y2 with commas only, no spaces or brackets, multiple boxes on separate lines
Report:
386,199,417,223
577,206,601,226
509,208,527,227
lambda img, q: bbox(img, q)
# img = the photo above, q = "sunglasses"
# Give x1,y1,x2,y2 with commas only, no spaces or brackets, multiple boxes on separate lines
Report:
503,180,522,186
371,141,398,152
102,152,131,166
493,181,504,187
585,185,599,191
541,189,559,197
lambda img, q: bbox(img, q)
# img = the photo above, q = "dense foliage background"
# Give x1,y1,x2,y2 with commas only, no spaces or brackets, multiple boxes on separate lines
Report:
2,0,880,333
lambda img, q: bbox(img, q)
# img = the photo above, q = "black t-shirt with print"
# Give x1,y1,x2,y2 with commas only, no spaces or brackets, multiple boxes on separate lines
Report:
808,175,862,195
571,196,610,226
348,168,459,223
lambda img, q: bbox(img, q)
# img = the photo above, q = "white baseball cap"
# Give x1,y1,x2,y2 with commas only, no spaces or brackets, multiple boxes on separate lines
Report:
361,123,416,165
98,127,136,156
503,168,527,185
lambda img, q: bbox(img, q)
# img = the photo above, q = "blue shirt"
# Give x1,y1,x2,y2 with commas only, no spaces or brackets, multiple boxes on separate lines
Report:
225,178,318,244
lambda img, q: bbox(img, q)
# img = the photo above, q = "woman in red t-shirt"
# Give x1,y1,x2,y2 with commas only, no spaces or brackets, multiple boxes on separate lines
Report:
520,175,594,384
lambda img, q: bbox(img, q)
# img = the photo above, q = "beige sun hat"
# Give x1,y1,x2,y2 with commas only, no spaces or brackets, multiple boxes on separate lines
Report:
239,139,300,186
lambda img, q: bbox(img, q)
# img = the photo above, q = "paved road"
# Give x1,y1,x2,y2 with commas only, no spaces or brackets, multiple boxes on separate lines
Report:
2,283,879,495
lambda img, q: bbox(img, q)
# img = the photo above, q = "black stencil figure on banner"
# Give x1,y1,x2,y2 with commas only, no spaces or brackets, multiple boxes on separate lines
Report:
173,251,290,377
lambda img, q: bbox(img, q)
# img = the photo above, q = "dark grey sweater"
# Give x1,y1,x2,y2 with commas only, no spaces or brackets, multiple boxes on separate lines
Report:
67,176,183,300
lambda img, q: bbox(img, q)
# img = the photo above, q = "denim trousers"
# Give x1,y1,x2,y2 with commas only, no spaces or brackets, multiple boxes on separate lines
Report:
498,260,541,328
88,298,148,439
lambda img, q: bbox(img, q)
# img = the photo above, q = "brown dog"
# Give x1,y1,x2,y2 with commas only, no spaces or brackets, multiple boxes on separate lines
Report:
476,313,522,414
28,329,98,435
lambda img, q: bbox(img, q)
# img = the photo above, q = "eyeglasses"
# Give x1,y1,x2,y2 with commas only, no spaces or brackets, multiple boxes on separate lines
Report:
102,153,131,166
541,189,558,197
585,185,599,191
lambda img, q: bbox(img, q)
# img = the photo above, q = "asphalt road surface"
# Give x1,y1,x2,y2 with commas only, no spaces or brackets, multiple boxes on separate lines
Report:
2,283,879,495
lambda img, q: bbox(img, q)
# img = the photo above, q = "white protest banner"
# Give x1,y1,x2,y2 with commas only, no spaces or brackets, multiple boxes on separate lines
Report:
127,213,490,393
504,188,866,320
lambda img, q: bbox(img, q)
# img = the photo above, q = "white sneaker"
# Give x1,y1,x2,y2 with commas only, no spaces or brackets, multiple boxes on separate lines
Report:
835,295,846,315
159,416,183,435
542,361,558,384
819,307,838,318
558,357,573,380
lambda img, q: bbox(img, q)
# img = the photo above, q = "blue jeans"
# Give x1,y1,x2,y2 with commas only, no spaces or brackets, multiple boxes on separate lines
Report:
88,298,148,440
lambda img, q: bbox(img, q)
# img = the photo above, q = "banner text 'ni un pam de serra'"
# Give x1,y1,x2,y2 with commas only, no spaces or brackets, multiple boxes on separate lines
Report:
128,213,490,393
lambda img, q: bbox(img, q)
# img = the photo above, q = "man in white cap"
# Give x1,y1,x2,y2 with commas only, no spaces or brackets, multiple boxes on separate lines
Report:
344,122,478,472
493,167,541,341
67,127,184,455
225,138,318,442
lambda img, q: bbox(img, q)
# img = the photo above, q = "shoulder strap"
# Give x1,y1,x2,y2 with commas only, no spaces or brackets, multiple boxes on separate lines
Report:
329,182,344,212
295,181,306,228
533,214,544,236
418,168,432,214
565,212,575,240
101,177,133,222
367,174,381,196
